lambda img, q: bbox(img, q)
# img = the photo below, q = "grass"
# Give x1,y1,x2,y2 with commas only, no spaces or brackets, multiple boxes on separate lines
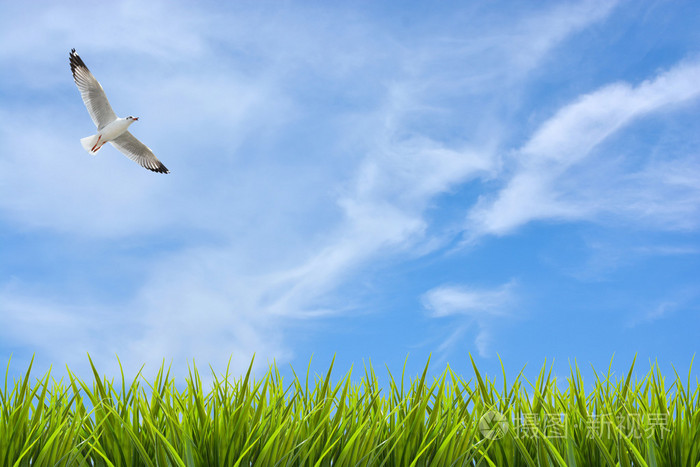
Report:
0,355,698,466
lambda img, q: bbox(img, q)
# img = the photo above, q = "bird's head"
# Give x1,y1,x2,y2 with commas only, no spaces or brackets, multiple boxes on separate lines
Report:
126,116,139,122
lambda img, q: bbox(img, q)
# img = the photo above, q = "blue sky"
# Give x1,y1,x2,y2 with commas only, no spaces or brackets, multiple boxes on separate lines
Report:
1,1,699,385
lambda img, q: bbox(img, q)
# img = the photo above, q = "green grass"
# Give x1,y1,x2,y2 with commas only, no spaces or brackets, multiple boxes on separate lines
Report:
0,355,698,466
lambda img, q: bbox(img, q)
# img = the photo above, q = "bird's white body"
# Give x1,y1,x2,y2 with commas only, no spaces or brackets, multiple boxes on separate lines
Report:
100,117,135,141
80,117,136,154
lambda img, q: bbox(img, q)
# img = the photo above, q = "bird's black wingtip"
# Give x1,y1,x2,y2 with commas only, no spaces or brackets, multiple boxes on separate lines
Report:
69,49,89,75
147,163,170,174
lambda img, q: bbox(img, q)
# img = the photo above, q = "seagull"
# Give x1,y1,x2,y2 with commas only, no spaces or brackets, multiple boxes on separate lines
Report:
69,49,169,174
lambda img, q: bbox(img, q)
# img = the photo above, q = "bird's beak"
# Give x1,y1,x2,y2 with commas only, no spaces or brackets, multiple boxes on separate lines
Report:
133,117,139,121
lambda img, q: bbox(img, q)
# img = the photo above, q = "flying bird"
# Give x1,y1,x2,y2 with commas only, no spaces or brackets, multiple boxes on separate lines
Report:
69,49,169,174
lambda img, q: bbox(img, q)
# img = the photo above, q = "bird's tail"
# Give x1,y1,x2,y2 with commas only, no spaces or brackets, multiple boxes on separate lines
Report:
80,134,102,155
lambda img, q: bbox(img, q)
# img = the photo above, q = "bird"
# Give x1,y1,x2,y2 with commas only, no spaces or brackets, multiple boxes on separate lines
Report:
69,49,169,174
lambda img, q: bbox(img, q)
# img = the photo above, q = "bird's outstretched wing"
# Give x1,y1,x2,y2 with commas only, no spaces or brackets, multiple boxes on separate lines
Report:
111,132,170,174
69,49,117,130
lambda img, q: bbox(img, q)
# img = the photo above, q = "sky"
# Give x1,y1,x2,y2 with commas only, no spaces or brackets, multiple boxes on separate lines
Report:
0,1,699,387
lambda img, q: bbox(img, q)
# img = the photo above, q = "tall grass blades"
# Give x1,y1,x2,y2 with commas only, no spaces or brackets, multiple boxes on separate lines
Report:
0,355,698,466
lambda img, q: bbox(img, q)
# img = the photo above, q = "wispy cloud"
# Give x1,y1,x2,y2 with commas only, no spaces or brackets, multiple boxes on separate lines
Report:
625,286,700,328
467,59,700,238
422,281,517,357
422,282,515,318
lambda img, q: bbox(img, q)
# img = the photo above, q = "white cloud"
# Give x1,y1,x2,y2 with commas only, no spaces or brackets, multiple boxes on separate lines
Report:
521,60,700,166
422,282,515,318
643,302,677,322
474,328,492,359
422,281,517,357
610,157,700,230
625,287,700,328
0,261,291,380
504,0,618,72
0,284,133,377
468,59,700,238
